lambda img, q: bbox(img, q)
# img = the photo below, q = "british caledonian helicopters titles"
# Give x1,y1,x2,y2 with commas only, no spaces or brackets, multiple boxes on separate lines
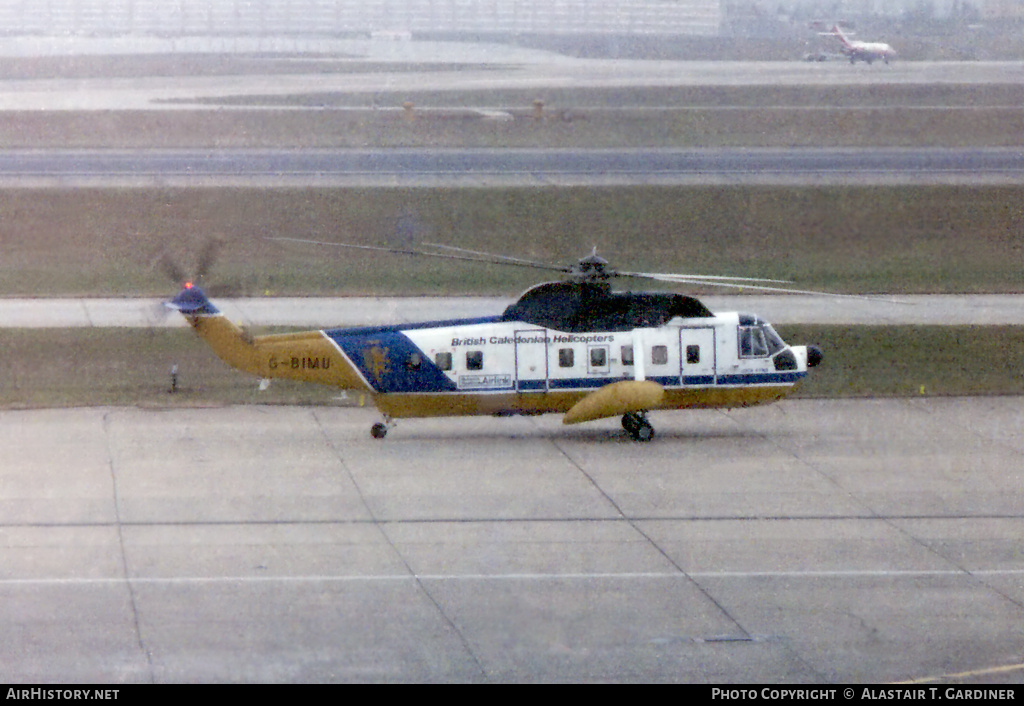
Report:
165,240,825,442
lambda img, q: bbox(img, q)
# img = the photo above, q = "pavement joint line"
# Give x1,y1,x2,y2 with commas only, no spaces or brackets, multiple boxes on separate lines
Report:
7,568,1024,587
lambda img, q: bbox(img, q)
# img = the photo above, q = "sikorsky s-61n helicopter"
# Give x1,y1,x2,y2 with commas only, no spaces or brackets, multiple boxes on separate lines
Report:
165,241,824,442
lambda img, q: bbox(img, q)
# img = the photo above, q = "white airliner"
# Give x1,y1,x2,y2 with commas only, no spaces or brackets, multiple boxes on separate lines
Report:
827,24,897,64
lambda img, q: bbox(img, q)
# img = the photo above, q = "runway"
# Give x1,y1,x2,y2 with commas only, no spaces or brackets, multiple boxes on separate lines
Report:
3,397,1023,682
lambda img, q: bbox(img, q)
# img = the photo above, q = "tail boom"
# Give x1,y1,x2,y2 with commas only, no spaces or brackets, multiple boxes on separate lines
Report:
169,288,370,391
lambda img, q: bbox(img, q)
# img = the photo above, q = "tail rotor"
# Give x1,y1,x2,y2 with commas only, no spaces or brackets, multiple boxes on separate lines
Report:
150,237,231,322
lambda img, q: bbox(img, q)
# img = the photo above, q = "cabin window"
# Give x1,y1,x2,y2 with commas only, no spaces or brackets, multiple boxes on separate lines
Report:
621,345,634,366
651,345,668,366
466,350,483,370
405,352,422,371
435,352,452,371
686,345,701,364
739,327,770,358
558,348,575,368
590,347,607,368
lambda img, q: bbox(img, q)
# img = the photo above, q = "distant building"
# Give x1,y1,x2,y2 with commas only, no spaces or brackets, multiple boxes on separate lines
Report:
0,1,725,37
979,0,1024,19
773,0,1020,20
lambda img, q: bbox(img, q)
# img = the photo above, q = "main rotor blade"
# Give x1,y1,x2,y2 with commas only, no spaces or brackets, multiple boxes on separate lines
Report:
266,237,895,299
616,270,794,285
656,275,900,301
614,267,903,301
420,242,568,273
266,237,570,273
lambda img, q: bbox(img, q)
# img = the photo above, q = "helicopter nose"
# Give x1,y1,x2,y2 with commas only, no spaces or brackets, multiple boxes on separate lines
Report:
807,345,824,368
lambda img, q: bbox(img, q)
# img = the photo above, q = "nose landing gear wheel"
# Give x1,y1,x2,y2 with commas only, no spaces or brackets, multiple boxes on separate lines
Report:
621,412,655,442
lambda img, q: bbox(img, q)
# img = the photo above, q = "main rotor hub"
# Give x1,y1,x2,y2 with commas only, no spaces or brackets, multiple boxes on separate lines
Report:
571,250,611,282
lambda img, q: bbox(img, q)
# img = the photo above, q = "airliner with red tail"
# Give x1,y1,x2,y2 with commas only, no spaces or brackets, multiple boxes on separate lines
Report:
826,24,897,64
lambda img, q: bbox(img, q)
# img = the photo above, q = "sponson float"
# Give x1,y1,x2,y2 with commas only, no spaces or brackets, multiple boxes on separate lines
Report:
166,245,824,441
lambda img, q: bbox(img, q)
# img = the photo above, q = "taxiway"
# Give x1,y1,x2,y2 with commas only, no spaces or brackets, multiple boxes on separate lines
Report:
2,294,1022,328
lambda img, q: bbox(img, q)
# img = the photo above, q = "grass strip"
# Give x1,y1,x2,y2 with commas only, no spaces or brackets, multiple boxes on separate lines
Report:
1,184,1021,297
778,325,1024,398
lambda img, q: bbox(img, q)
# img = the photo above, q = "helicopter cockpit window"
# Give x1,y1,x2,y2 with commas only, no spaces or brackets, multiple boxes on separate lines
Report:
739,327,770,358
762,324,786,355
435,352,452,371
466,350,483,371
739,324,786,359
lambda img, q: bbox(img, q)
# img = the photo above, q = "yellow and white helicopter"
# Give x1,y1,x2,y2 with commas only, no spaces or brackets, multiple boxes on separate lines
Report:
165,241,824,442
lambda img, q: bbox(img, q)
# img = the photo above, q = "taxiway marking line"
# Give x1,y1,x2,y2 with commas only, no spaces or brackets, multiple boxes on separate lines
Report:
896,661,1024,684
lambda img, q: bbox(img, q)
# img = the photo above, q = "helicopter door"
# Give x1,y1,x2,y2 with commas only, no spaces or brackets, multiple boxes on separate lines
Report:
680,327,716,385
515,329,549,392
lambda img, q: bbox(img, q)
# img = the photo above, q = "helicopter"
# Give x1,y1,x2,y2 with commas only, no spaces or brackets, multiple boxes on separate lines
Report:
164,241,824,442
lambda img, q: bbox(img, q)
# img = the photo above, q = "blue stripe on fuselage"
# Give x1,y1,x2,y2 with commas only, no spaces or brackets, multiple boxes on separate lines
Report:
717,371,806,386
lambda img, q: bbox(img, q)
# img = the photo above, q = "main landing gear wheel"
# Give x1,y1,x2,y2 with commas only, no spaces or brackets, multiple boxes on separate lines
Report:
621,412,655,442
370,422,388,439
